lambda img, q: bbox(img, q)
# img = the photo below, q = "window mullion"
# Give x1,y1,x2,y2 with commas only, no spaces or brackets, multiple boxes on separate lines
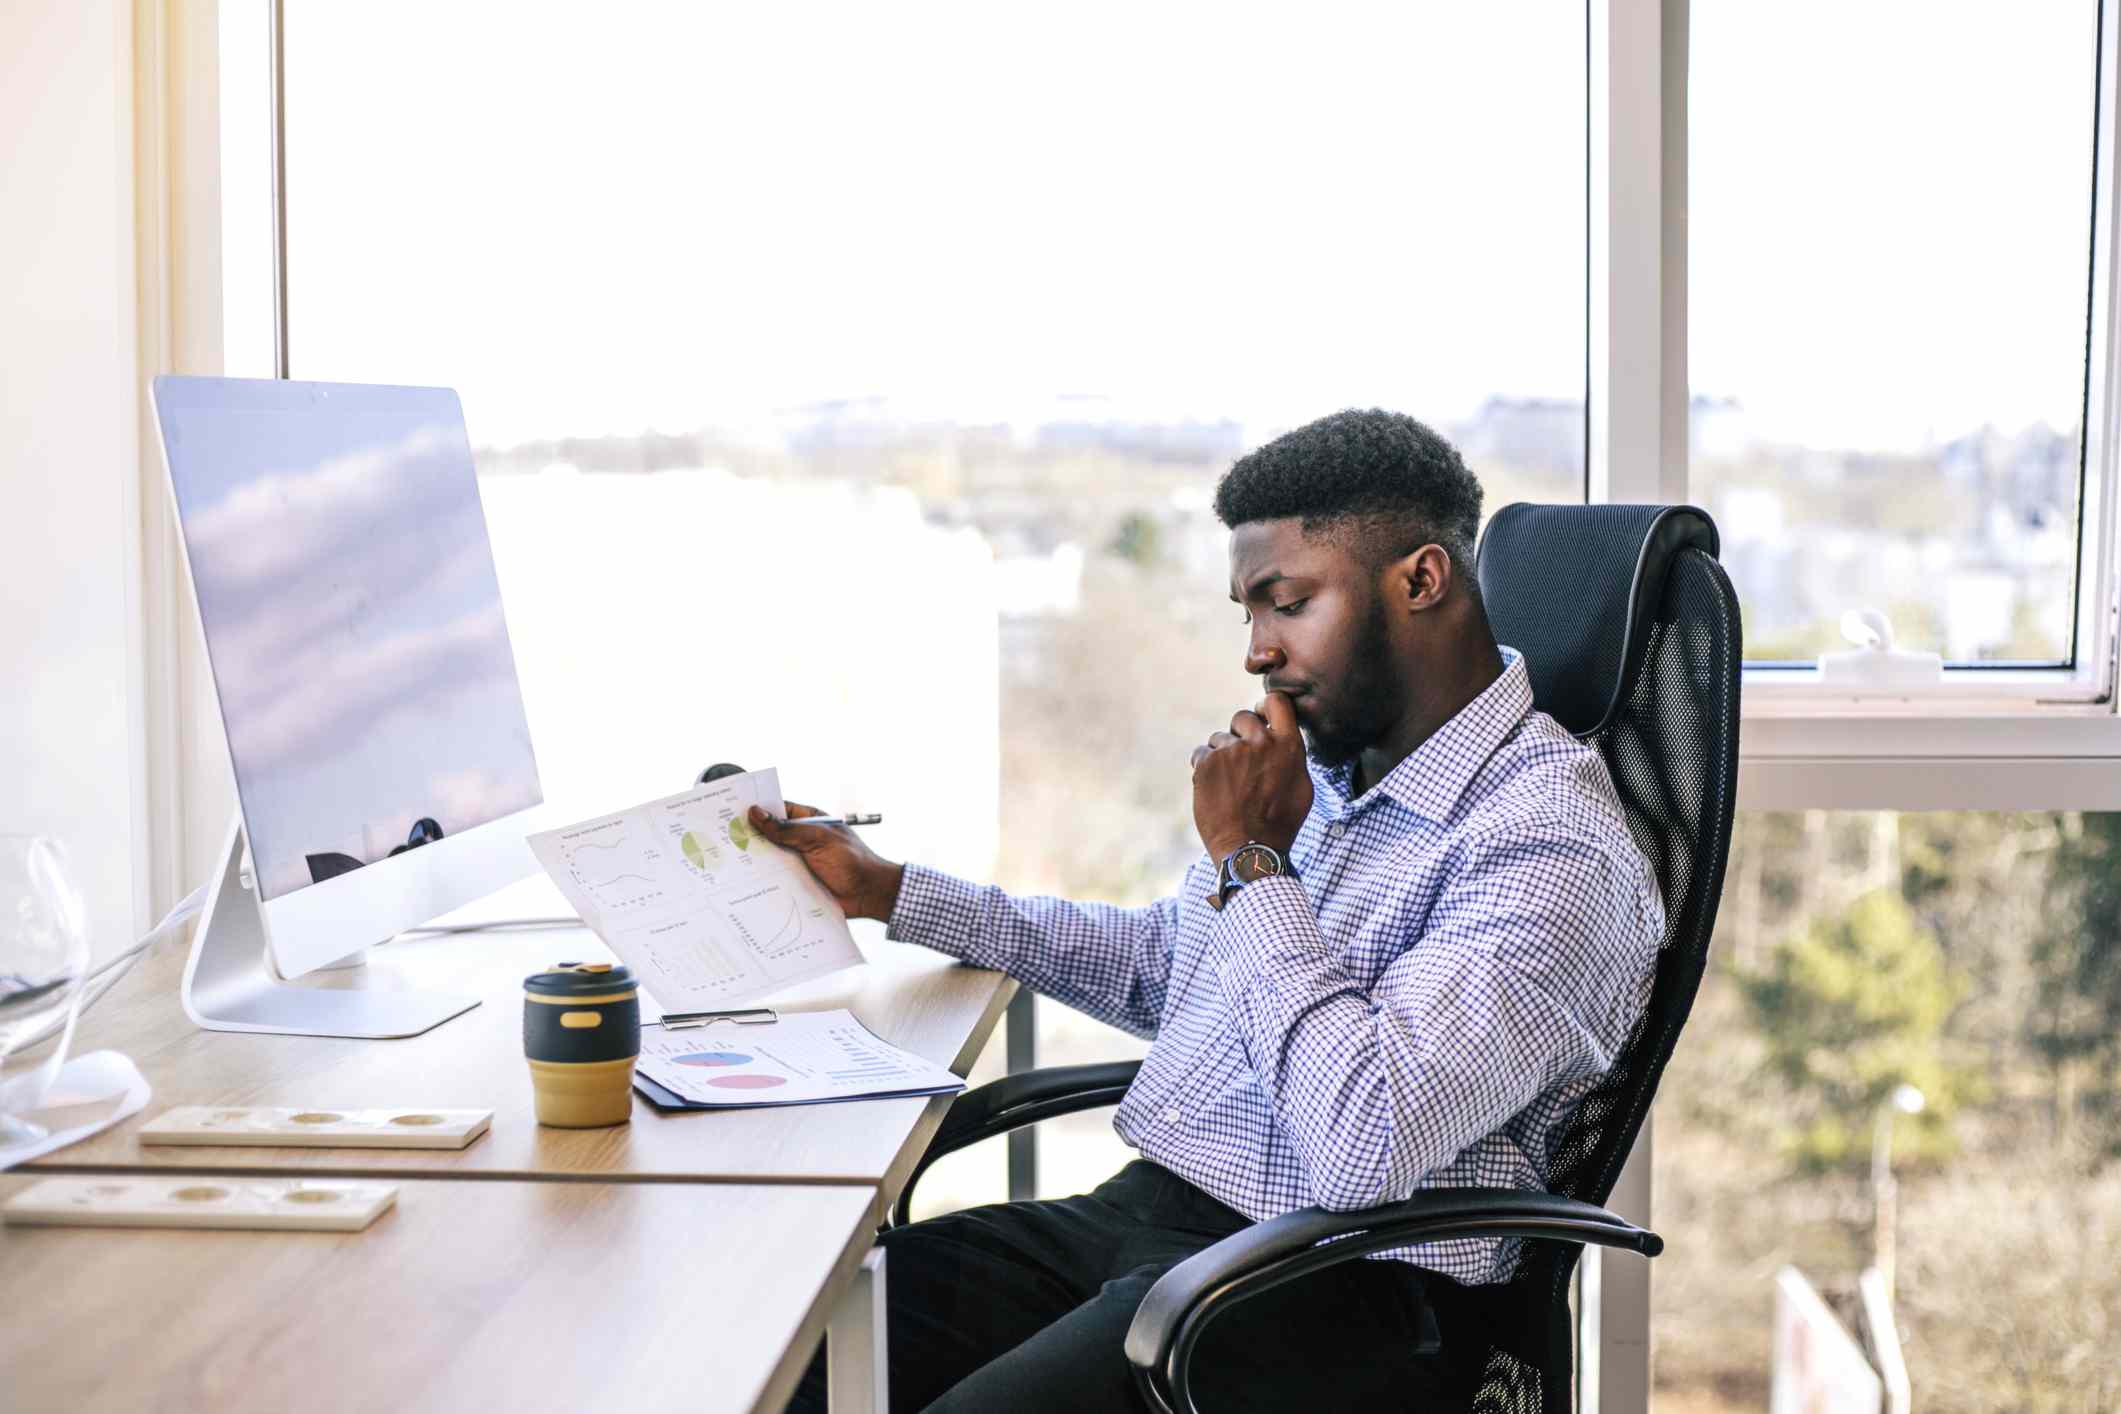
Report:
1589,0,1687,510
2075,0,2121,701
1586,4,1684,1412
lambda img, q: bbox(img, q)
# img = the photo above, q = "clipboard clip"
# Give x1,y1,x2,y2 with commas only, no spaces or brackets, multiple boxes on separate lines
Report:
660,1006,779,1031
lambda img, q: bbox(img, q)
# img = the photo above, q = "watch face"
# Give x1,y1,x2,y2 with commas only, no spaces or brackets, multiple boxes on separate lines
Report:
1231,844,1284,883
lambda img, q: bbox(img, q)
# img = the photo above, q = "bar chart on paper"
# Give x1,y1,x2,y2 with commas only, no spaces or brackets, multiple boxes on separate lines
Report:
529,768,864,1010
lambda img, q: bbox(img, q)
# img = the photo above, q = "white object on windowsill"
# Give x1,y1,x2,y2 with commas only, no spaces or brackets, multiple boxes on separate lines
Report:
1817,610,1944,689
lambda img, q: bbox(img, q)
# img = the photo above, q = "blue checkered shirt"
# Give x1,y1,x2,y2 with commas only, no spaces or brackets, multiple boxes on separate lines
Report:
886,648,1664,1283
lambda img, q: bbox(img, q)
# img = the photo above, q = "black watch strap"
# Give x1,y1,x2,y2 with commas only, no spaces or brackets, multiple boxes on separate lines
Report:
1207,842,1289,911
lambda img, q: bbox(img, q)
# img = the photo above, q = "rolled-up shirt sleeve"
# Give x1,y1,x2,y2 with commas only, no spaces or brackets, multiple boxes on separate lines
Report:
1204,822,1659,1211
886,863,1179,1040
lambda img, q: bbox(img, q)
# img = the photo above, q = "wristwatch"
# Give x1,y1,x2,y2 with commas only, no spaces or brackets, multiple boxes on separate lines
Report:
1207,842,1291,911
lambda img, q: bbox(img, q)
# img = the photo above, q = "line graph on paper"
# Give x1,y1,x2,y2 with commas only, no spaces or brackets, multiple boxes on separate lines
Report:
705,882,840,975
526,768,865,1010
715,888,802,958
555,830,667,917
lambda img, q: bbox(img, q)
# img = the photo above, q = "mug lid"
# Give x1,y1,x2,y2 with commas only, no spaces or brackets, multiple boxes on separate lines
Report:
524,960,637,997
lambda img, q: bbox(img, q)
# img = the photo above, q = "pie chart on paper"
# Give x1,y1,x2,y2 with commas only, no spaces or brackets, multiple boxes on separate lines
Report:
668,1049,791,1088
679,830,722,876
672,1051,752,1068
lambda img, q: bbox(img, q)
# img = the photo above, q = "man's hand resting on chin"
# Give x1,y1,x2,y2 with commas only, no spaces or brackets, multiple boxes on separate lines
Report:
1190,691,1314,862
747,803,906,921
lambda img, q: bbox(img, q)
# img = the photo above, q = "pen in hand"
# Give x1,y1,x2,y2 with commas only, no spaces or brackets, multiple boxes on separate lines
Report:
779,812,882,828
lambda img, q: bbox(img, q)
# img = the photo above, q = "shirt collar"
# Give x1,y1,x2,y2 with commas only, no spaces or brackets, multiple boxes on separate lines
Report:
1313,646,1536,824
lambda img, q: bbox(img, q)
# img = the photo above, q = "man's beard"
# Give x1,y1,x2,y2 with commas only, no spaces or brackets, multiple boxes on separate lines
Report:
1302,597,1401,771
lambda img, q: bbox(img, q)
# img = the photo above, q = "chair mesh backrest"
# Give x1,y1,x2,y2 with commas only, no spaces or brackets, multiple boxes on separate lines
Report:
1462,504,1743,1411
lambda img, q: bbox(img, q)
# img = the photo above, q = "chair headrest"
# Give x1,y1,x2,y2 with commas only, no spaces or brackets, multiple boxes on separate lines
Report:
1475,503,1721,737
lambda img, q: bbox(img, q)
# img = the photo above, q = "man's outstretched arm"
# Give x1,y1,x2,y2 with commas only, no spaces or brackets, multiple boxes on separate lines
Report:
749,803,1178,1039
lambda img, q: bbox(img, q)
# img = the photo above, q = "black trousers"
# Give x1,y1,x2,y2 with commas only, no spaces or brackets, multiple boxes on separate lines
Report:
788,1160,1456,1413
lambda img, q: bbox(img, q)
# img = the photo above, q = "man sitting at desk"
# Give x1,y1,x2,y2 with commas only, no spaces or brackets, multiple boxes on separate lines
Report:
768,408,1664,1412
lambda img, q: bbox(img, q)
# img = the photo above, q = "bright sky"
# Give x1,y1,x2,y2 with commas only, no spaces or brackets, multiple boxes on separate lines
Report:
227,2,2100,453
1691,1,2098,450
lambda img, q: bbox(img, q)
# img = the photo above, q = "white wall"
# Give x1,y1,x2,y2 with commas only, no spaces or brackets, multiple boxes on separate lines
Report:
1,0,148,956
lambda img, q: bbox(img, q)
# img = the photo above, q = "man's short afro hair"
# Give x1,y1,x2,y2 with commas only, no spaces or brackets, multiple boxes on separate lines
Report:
1213,409,1485,581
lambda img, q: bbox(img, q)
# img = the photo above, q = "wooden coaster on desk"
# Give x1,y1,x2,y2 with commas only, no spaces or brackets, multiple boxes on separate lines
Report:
140,1105,492,1150
4,1176,398,1232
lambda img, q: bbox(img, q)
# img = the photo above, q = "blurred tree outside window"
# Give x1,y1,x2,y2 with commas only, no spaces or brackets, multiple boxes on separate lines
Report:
1656,812,2121,1413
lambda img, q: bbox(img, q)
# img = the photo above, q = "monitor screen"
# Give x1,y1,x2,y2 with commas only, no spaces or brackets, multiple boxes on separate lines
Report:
156,377,543,901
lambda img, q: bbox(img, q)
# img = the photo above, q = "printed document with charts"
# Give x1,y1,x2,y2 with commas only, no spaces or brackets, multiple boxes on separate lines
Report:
632,1009,964,1110
527,768,863,1011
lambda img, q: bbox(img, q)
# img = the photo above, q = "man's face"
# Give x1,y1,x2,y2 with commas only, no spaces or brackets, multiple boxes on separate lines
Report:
1227,519,1405,769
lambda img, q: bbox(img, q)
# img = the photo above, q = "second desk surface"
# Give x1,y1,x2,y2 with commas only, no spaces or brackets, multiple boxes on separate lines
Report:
0,1174,875,1414
29,918,1012,1199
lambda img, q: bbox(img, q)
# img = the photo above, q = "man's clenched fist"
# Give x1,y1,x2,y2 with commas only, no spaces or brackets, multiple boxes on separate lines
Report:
1190,691,1313,862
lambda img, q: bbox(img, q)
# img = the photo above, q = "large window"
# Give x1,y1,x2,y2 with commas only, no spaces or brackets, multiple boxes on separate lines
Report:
198,1,2121,1402
280,2,1590,1214
1655,812,2121,1412
1692,3,2104,670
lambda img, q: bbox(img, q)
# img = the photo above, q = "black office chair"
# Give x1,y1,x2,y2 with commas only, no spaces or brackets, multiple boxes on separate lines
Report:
890,503,1743,1413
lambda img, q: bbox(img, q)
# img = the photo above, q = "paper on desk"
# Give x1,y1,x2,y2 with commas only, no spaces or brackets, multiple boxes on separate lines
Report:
634,1008,964,1109
527,767,864,1011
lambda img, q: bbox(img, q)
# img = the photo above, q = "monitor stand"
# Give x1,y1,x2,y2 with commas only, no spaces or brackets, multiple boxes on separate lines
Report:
182,815,480,1038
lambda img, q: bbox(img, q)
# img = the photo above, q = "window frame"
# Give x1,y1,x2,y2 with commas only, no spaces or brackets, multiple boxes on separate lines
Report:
1594,0,2121,816
1588,4,2116,1408
174,3,2121,1412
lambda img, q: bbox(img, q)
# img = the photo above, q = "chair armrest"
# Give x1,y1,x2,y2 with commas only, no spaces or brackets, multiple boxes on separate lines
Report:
889,1060,1142,1227
1124,1188,1662,1414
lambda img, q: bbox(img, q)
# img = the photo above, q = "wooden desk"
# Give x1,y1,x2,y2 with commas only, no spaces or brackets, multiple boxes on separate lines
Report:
0,1174,872,1414
30,922,1011,1208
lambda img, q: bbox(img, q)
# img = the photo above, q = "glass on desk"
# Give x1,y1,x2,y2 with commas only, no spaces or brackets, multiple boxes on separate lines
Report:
0,835,89,1142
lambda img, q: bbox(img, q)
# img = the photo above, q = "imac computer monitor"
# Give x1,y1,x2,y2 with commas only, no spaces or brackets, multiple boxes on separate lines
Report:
152,375,546,1035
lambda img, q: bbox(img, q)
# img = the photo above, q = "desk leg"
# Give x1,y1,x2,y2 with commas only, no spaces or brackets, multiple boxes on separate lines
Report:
828,1246,888,1414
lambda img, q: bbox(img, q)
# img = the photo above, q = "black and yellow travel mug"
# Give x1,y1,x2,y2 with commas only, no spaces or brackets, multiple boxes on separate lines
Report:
523,962,641,1127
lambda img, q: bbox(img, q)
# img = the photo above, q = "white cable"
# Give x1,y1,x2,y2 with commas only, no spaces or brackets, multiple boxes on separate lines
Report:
11,882,209,1055
398,916,582,935
14,890,582,1055
97,880,209,979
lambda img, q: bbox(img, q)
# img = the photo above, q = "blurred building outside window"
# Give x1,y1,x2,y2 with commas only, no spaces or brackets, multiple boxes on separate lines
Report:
1691,2,2101,669
274,0,1588,1211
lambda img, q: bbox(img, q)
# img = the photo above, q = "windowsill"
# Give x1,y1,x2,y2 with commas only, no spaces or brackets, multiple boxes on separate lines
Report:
1743,710,2121,756
1734,671,2121,807
1741,665,2110,717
